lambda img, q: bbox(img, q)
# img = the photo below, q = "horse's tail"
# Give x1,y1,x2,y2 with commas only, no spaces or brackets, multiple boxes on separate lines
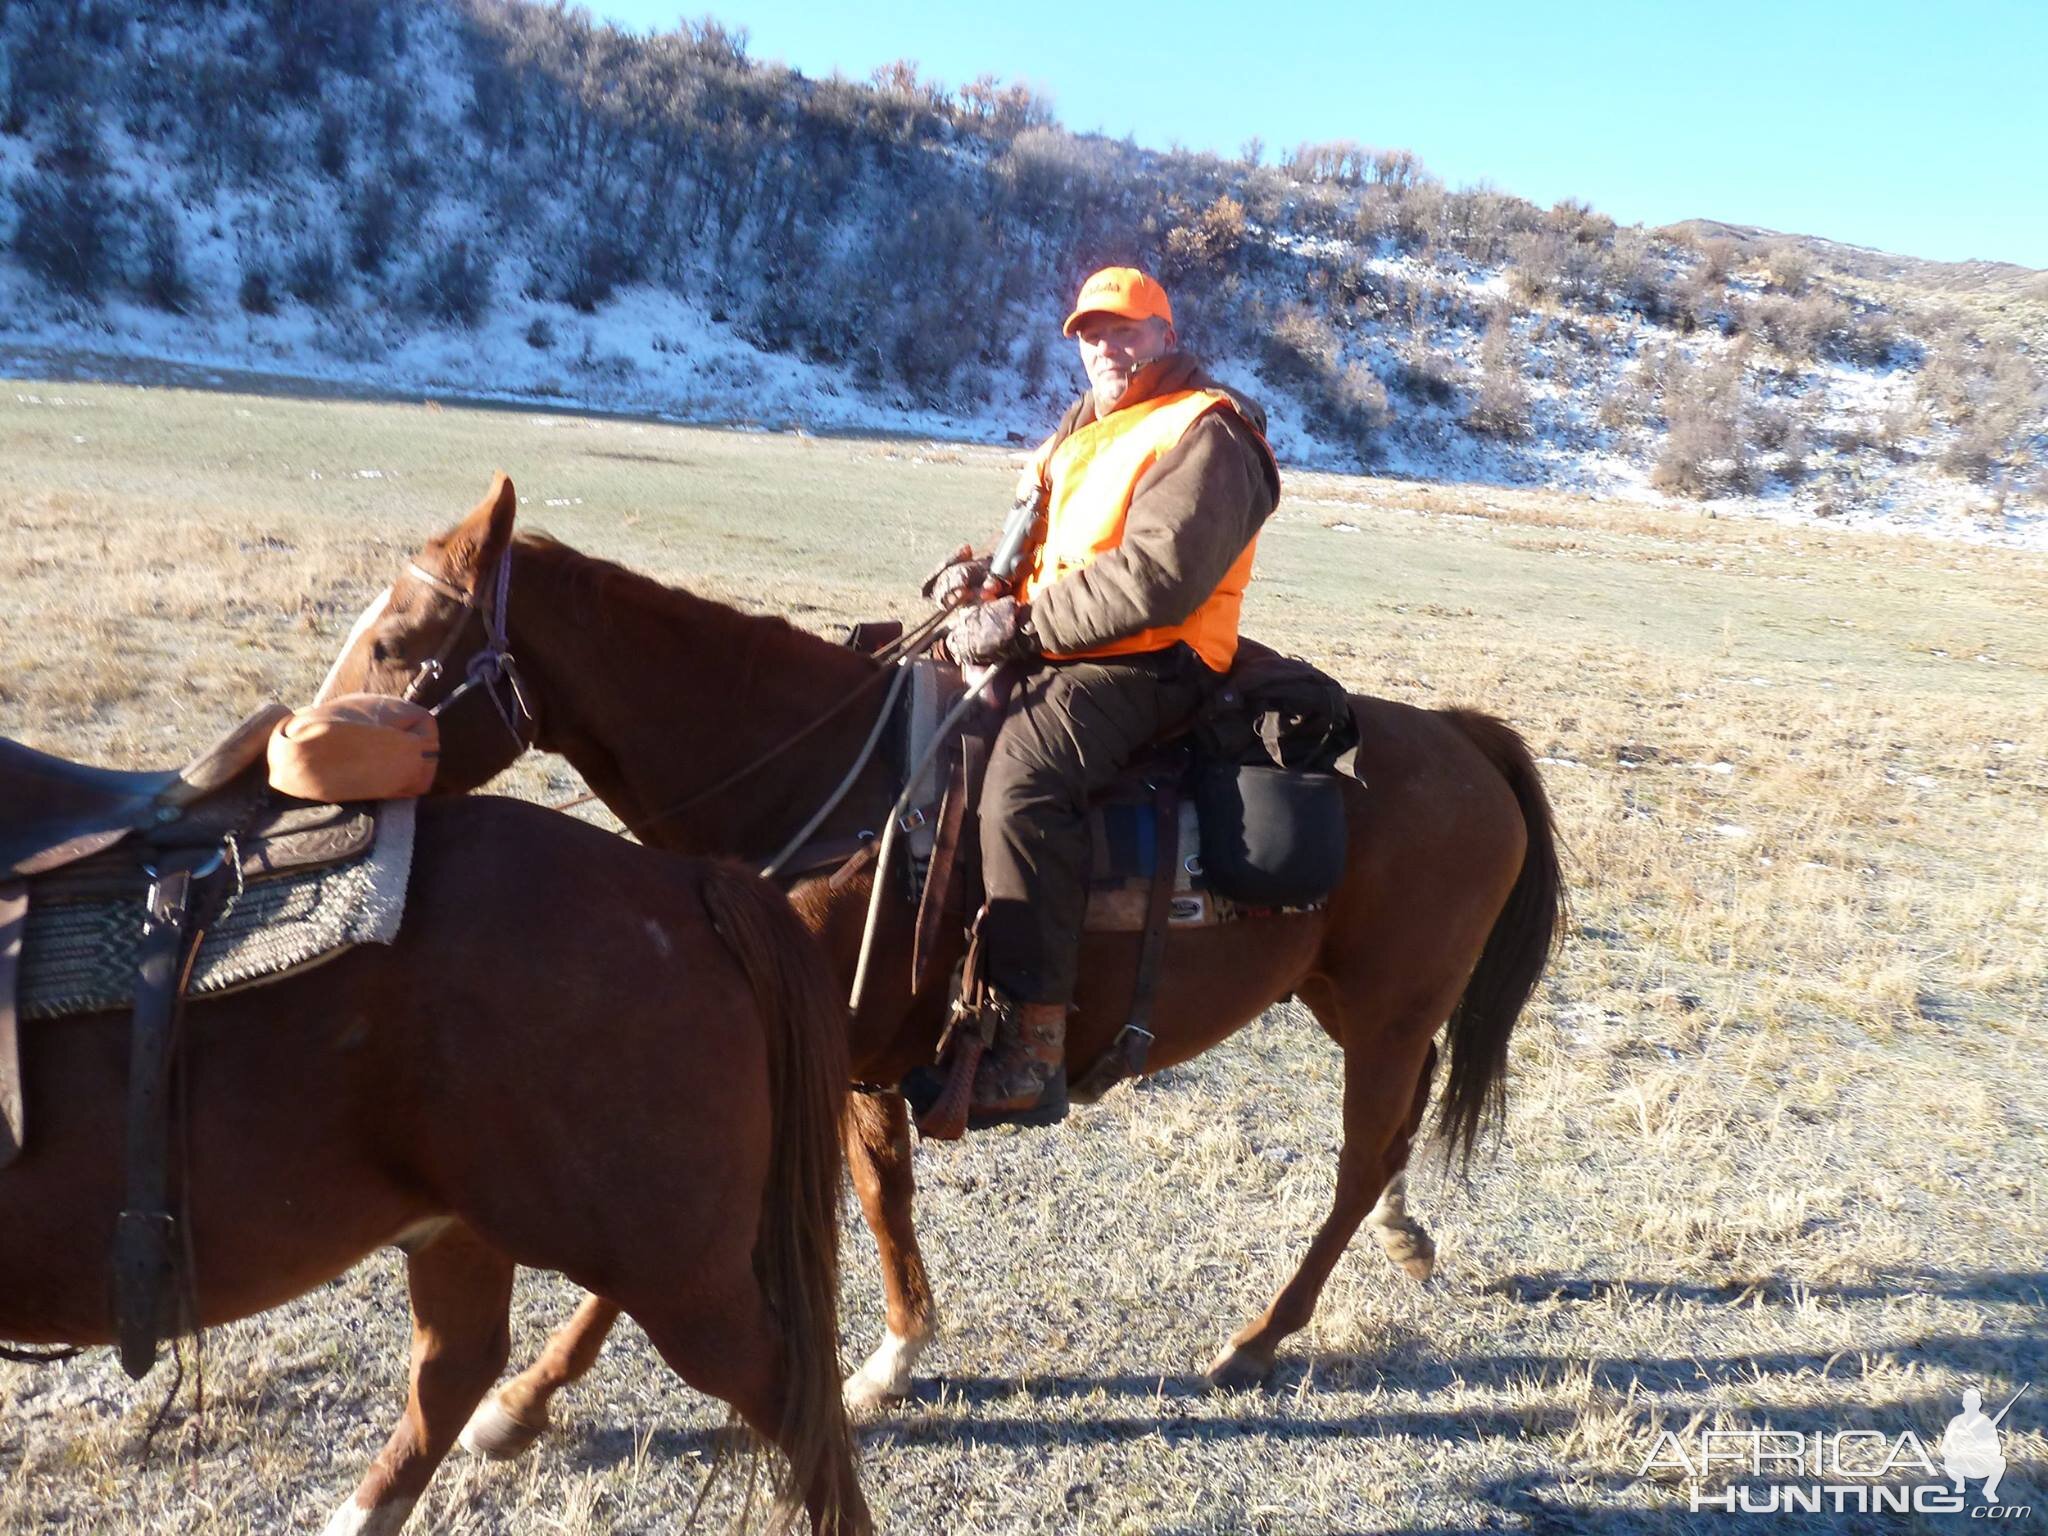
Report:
699,864,857,1531
1437,710,1568,1165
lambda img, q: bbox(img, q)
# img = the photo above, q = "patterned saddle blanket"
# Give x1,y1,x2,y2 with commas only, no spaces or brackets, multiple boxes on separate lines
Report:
14,798,415,1021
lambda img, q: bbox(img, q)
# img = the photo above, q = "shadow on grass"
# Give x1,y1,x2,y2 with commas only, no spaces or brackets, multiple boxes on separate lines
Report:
1484,1267,2048,1307
559,1379,2005,1465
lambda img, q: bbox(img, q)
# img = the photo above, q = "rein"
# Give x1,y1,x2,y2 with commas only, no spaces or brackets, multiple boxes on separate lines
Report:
620,604,955,845
395,542,962,881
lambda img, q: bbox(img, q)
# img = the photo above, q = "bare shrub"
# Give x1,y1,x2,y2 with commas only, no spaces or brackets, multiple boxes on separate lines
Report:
136,197,193,312
1696,236,1739,284
1508,229,1603,307
415,237,493,326
1238,164,1290,226
1348,184,1396,246
1671,266,1729,334
1287,140,1375,185
1763,241,1812,294
238,260,278,316
1827,415,1884,455
1778,425,1811,484
1257,305,1389,451
958,74,1053,138
1840,308,1903,368
1749,402,1799,452
1161,195,1246,285
1596,371,1649,431
316,107,349,179
1443,183,1538,264
1333,258,1397,320
285,238,343,307
1391,181,1447,251
1389,344,1464,407
1653,351,1755,497
1606,228,1672,317
559,221,639,312
1018,331,1049,395
1546,197,1615,245
1923,341,2042,484
996,127,1119,223
348,183,397,275
1751,402,1810,482
1879,402,1927,456
524,316,555,350
10,168,117,296
1743,292,1850,363
1465,315,1531,438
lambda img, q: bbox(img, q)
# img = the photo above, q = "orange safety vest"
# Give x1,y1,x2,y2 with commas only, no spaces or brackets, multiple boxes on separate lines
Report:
1019,388,1272,673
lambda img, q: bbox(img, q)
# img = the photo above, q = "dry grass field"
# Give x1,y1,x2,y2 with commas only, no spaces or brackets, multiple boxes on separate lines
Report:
2,377,2044,1534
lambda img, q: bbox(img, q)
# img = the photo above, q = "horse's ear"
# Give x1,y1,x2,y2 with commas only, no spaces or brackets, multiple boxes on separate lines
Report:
442,471,519,591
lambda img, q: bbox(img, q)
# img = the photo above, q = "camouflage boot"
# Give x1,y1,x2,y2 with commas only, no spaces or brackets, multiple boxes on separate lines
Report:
966,995,1069,1130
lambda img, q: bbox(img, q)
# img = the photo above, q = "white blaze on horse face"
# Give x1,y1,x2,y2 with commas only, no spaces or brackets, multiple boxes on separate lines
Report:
315,586,393,703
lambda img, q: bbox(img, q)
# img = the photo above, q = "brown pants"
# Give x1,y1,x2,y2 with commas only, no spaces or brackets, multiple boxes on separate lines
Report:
978,645,1214,1006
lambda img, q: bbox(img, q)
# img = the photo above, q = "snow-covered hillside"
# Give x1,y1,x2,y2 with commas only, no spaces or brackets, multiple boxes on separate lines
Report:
2,0,2043,547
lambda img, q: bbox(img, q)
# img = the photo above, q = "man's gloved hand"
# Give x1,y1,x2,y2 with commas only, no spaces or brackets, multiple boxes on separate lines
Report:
946,596,1039,666
920,544,990,606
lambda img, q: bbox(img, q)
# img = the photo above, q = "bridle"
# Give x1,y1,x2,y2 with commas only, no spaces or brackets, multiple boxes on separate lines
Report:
398,542,536,752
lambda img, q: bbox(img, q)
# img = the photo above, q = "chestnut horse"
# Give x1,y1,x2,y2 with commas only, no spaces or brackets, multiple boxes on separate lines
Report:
0,794,864,1535
320,474,1563,1444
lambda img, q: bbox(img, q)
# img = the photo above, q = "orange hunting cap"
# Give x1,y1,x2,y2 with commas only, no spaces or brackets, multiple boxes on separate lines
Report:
1061,266,1173,337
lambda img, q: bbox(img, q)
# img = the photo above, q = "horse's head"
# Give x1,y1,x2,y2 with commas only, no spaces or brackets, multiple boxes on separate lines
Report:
319,471,534,792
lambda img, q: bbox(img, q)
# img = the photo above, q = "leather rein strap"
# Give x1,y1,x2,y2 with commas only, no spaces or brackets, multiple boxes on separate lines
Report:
627,604,956,847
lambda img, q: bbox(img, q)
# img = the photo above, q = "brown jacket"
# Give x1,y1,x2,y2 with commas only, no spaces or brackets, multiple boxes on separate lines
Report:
1023,353,1280,663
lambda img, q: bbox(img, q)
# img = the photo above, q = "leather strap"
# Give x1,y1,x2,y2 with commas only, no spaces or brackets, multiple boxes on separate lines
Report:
912,729,976,997
1072,782,1178,1104
0,882,24,1169
913,907,995,1142
112,848,219,1380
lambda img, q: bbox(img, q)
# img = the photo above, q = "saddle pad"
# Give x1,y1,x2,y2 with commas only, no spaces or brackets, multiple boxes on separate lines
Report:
18,799,415,1020
1080,794,1330,931
1083,797,1220,931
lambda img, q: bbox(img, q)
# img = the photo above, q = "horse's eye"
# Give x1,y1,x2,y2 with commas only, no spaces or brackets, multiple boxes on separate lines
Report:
371,639,393,666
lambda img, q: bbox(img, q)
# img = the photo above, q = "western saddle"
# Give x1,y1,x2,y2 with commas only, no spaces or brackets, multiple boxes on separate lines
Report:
0,703,365,1379
0,704,292,880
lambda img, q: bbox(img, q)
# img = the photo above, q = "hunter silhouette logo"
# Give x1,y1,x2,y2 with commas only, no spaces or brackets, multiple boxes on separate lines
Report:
1942,1385,2024,1505
1638,1382,2032,1517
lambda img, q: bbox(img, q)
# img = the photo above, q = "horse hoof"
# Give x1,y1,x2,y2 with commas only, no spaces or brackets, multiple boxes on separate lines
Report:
1372,1222,1437,1284
842,1373,910,1417
1203,1344,1274,1392
459,1395,548,1460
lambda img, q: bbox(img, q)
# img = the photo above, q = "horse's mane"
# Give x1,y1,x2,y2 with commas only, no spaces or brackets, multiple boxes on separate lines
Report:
512,531,876,675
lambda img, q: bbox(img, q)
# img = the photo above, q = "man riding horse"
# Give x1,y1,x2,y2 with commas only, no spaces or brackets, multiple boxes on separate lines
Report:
926,266,1281,1129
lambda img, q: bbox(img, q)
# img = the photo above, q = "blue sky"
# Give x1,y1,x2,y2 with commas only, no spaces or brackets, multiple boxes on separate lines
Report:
598,0,2046,269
